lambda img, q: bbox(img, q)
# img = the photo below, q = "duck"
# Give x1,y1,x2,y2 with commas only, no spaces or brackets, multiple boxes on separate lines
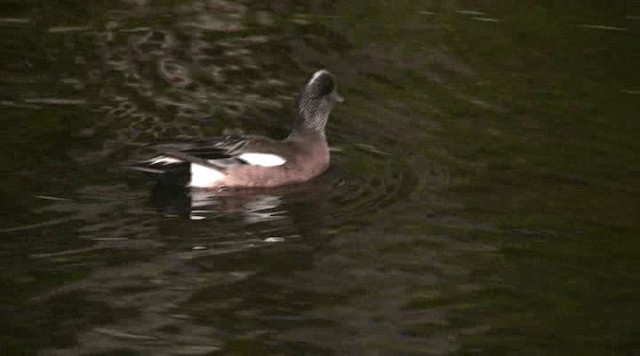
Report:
130,70,343,189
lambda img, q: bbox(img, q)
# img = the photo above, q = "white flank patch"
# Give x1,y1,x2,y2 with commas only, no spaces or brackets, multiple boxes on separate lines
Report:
309,69,329,85
150,156,182,165
238,152,286,167
189,163,224,188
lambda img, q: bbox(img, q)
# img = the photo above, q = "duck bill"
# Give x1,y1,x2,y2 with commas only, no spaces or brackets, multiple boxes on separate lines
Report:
331,92,344,103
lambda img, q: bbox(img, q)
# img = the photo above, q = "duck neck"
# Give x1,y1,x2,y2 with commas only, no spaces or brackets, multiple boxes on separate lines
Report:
287,126,326,142
287,117,329,144
291,109,328,138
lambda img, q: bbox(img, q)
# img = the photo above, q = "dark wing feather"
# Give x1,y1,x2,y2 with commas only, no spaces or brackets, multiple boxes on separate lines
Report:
160,134,285,165
127,136,245,183
128,134,287,185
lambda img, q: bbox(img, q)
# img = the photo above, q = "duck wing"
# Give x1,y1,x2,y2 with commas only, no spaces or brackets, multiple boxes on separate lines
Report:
129,135,287,186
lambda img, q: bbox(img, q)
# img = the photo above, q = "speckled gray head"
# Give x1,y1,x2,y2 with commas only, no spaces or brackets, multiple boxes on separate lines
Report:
293,70,343,135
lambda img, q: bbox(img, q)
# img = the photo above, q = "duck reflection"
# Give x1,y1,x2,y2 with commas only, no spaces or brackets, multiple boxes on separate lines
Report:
150,178,331,227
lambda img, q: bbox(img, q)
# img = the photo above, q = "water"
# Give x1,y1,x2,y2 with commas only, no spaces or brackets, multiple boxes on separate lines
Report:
1,0,638,354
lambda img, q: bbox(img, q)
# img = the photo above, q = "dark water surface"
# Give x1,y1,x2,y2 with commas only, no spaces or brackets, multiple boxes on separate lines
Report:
1,0,638,354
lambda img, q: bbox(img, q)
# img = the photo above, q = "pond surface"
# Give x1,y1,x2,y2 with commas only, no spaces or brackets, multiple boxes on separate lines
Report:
1,0,638,354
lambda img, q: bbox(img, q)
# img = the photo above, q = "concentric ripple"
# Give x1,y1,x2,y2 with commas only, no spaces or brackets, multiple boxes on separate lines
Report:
320,143,421,224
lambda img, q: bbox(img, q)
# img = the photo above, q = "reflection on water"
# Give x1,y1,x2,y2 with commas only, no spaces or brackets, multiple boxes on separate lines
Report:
1,0,638,354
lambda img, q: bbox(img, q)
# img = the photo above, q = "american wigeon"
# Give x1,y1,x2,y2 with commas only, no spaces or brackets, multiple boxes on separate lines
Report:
130,70,343,188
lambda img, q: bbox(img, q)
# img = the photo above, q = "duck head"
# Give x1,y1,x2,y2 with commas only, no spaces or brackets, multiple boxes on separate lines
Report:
293,70,343,136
